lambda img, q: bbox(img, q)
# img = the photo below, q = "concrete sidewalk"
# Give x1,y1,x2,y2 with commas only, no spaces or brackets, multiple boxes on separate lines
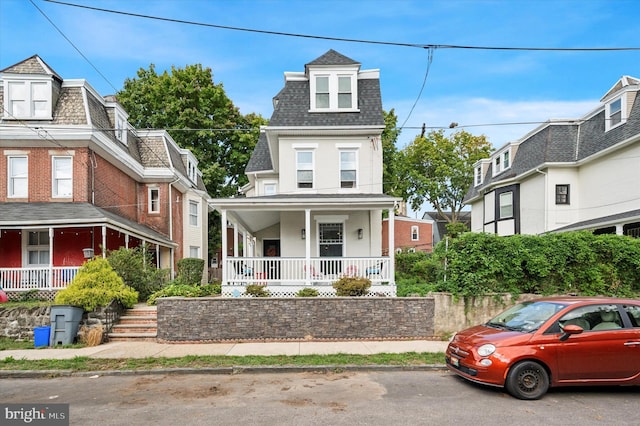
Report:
1,339,448,360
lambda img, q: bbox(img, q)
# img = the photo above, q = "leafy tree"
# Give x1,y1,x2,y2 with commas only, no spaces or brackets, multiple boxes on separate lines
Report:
116,63,267,257
107,246,167,301
399,129,492,223
381,109,402,196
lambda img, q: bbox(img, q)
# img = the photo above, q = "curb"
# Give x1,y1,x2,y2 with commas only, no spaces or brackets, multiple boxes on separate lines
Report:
0,364,448,379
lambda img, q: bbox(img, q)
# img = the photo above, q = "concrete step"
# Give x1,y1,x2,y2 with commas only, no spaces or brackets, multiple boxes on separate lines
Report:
106,305,158,342
107,332,158,342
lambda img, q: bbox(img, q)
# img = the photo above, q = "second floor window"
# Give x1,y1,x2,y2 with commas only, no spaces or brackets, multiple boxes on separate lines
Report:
411,226,419,241
4,79,51,119
8,156,28,198
340,151,357,188
52,156,72,198
556,184,570,205
149,188,160,213
296,151,314,189
189,200,199,226
499,191,513,219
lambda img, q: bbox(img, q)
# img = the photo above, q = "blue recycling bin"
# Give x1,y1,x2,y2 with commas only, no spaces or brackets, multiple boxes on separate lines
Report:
49,305,84,346
34,326,51,348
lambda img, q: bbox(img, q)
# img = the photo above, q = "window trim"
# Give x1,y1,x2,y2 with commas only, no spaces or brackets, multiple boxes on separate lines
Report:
411,225,419,241
555,184,570,205
493,148,511,176
339,150,358,189
189,246,200,258
148,187,160,214
25,229,50,267
189,200,199,227
605,95,626,131
3,77,53,120
52,156,73,198
474,165,483,187
8,155,28,198
309,71,358,112
499,191,514,219
296,150,315,189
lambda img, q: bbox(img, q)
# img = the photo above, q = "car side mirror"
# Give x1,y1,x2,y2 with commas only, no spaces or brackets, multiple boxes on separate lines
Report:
559,324,584,341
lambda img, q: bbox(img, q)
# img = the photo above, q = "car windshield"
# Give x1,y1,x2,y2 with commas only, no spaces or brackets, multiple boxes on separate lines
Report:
486,301,567,332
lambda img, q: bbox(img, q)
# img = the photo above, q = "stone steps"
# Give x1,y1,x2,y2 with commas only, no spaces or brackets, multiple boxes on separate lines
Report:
108,304,157,342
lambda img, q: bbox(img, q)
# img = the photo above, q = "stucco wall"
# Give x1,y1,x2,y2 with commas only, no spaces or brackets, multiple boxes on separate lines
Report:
157,297,435,341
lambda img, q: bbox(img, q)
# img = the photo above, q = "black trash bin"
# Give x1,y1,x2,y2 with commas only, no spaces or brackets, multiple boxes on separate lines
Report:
49,305,84,346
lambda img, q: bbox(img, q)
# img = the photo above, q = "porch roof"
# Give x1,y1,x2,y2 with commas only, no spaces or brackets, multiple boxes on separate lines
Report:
0,202,176,247
209,193,398,234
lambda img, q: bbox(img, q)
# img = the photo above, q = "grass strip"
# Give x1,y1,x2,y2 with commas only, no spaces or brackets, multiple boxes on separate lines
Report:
0,352,445,371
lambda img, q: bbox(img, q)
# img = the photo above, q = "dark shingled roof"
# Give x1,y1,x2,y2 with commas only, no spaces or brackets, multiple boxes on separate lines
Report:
245,132,272,173
305,49,360,68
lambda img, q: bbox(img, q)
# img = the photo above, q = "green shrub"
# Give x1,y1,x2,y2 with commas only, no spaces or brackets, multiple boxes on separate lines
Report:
176,258,205,285
55,257,138,311
146,282,220,305
332,276,371,296
296,288,319,297
107,246,168,301
245,284,270,297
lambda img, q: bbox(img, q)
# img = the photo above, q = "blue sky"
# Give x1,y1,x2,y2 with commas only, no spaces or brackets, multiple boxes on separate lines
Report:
2,0,639,152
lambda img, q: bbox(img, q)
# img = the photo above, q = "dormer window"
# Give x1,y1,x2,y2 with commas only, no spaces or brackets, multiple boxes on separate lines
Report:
493,148,511,176
605,95,626,131
3,77,52,120
115,112,128,145
187,160,197,183
474,165,483,187
309,71,357,112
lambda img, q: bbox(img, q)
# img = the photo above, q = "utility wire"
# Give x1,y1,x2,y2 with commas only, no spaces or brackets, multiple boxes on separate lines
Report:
44,0,640,52
399,48,434,131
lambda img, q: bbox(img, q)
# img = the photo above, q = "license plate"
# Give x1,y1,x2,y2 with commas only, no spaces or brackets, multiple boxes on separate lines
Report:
451,356,460,367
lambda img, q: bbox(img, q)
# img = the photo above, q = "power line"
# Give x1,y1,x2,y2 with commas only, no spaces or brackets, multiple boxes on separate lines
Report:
399,48,434,131
44,0,640,52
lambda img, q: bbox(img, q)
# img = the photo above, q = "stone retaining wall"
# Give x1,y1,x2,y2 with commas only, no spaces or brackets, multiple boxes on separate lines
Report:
157,297,435,341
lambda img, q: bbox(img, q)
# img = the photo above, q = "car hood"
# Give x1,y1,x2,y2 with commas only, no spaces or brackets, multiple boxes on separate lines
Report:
452,324,534,348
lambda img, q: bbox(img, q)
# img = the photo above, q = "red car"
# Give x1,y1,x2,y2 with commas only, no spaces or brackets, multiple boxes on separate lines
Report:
446,296,640,399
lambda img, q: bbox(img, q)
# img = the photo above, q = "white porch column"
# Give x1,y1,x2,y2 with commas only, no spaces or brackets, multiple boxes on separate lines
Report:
48,227,54,290
221,209,228,286
233,223,239,257
388,208,395,285
101,226,107,258
616,224,624,235
125,234,129,249
242,230,247,257
305,209,311,283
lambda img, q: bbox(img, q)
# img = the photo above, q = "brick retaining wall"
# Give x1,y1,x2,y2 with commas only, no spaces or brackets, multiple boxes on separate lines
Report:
157,297,435,341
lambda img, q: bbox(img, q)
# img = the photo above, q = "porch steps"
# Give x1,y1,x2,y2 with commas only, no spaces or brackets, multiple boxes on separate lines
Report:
108,304,158,342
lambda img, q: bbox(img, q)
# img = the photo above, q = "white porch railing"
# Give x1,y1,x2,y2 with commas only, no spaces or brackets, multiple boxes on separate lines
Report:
224,257,392,287
0,267,80,291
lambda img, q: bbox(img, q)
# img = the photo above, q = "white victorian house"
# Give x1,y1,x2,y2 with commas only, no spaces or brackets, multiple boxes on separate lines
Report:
210,50,399,296
465,76,640,237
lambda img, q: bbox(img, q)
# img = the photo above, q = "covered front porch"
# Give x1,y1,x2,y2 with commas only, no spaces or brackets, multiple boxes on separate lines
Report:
212,194,399,297
0,203,177,296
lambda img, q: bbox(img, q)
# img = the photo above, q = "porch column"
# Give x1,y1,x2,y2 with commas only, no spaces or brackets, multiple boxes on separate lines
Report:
125,234,129,249
170,247,174,279
242,230,247,257
233,223,239,257
221,209,228,285
156,244,160,268
304,209,311,283
48,227,54,290
616,224,624,235
388,208,395,285
101,226,107,258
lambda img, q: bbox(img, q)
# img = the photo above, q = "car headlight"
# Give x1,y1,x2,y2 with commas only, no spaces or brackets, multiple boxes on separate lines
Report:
477,344,496,357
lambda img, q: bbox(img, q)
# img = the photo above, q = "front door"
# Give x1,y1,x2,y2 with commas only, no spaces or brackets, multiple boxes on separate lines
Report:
263,240,280,279
319,223,342,275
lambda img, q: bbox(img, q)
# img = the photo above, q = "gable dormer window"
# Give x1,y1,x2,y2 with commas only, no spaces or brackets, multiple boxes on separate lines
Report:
115,112,128,145
605,95,626,131
493,148,511,176
3,77,52,120
187,160,197,183
309,71,357,112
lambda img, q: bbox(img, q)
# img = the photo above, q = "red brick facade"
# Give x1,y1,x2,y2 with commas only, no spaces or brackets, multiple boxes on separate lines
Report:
382,217,434,253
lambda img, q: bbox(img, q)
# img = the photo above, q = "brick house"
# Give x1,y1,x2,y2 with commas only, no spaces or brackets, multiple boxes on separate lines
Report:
382,216,434,254
0,55,210,296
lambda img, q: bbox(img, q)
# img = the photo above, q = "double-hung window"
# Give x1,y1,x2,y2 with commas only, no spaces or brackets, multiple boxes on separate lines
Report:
338,76,353,108
315,76,330,108
189,200,199,226
310,72,357,111
149,187,160,213
296,151,314,189
606,97,623,130
411,226,419,241
340,151,357,188
52,156,72,198
4,79,52,119
8,156,28,198
27,230,49,266
499,192,513,219
474,166,483,186
555,184,570,205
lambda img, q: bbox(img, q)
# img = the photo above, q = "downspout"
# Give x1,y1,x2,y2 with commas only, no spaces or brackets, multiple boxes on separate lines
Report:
535,168,548,233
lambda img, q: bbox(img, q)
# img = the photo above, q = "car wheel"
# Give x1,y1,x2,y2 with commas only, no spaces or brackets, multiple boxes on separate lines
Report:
505,361,549,400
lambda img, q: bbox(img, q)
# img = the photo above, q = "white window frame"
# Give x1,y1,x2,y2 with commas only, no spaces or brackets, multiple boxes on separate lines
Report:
499,192,513,219
148,187,160,213
296,150,314,189
411,225,419,241
605,95,627,131
339,150,358,189
8,155,28,198
3,77,52,120
474,166,483,187
263,182,277,195
52,156,72,198
25,230,50,266
189,246,200,258
493,148,511,176
115,112,128,145
309,71,358,112
189,200,199,227
187,160,197,183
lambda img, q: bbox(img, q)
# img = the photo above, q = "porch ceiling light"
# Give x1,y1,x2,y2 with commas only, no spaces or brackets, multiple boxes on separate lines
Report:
357,228,363,239
301,229,306,240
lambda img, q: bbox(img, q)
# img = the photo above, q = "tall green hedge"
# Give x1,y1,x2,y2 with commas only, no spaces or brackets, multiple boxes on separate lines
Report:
430,231,640,297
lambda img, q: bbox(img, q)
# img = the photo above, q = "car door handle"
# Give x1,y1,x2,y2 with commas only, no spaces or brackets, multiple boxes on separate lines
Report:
623,341,640,347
